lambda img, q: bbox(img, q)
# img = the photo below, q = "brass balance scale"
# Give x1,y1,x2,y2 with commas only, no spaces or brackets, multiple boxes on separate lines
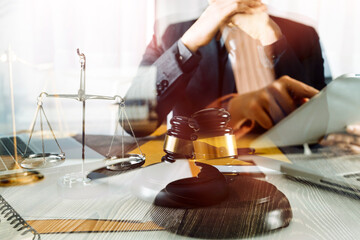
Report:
0,49,145,186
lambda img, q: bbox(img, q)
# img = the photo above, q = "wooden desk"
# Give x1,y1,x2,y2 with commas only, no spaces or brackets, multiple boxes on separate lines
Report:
1,134,360,240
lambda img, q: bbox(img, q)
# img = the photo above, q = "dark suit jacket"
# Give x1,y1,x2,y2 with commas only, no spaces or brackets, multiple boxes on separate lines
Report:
138,16,326,124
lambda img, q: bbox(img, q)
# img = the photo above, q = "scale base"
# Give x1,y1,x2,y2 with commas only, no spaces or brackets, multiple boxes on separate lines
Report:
57,172,108,199
0,170,44,186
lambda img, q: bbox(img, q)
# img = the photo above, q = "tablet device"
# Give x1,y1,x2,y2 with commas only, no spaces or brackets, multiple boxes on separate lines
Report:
251,73,360,147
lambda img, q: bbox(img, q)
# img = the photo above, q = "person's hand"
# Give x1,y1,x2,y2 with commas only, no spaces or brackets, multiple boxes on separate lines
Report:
228,75,319,129
230,10,282,45
319,124,360,153
181,0,266,52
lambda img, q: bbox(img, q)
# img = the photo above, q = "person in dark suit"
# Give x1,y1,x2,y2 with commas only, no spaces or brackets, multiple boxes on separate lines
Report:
129,0,360,151
139,0,322,132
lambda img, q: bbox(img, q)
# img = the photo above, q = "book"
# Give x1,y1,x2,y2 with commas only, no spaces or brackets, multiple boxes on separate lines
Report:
0,194,40,240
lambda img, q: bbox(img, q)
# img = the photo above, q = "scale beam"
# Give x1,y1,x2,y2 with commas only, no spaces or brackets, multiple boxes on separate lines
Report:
21,49,144,185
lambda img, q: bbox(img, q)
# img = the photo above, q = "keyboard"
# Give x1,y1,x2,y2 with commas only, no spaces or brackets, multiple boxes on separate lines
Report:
0,137,34,171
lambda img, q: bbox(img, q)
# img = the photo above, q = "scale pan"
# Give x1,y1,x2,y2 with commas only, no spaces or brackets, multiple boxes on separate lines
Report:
21,153,65,169
105,154,145,171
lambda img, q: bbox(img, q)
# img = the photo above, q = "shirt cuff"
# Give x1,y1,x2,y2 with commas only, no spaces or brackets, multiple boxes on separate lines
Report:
177,40,202,72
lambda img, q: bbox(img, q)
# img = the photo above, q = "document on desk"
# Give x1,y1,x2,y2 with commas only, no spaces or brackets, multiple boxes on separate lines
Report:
0,159,204,234
0,161,156,234
0,195,40,239
252,73,360,147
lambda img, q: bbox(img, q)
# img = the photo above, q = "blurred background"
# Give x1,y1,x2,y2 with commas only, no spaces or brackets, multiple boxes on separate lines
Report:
0,0,359,135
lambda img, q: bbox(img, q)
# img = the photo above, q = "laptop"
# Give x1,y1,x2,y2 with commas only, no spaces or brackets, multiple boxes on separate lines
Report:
248,146,360,198
0,134,104,172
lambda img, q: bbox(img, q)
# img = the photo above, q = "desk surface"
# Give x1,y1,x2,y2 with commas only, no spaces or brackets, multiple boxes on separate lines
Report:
1,134,360,240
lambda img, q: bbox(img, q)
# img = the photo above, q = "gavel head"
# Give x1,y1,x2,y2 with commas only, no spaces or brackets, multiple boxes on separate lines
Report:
167,116,198,141
162,116,197,162
190,108,238,160
189,108,233,138
162,108,238,162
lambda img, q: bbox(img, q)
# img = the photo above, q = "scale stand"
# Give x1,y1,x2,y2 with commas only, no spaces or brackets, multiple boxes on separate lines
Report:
22,49,145,187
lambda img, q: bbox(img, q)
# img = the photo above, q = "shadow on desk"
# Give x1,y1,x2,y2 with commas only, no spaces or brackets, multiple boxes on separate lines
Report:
73,134,159,157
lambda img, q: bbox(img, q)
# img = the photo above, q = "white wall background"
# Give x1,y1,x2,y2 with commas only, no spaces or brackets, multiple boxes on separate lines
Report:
0,0,155,135
0,0,359,135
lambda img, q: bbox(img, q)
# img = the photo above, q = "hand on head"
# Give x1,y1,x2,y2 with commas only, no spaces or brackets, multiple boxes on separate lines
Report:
230,8,282,45
181,0,266,52
228,75,319,130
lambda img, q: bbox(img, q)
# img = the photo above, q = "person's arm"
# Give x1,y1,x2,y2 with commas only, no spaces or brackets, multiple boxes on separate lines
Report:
181,0,266,52
129,0,266,126
139,32,203,124
230,11,282,46
228,75,319,130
